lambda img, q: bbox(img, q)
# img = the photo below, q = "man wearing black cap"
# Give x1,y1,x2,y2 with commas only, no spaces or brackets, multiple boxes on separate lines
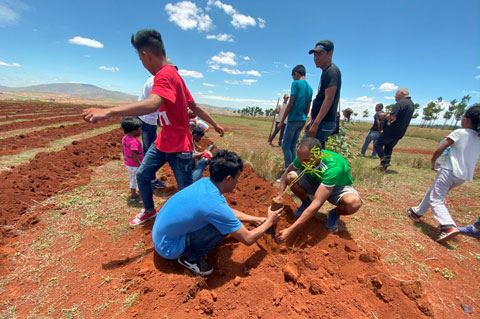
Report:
306,40,342,149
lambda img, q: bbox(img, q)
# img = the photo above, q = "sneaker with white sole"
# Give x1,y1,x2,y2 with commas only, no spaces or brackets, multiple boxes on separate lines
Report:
435,227,459,243
406,207,421,222
130,208,157,226
152,180,168,189
326,209,340,232
178,255,213,276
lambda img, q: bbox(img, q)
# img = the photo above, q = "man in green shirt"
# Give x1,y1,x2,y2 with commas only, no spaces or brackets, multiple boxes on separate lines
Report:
276,137,362,243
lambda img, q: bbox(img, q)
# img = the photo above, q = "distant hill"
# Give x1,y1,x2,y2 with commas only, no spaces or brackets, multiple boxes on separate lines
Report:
0,83,137,101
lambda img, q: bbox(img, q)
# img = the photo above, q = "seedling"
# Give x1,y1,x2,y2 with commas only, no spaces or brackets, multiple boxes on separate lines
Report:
280,145,330,197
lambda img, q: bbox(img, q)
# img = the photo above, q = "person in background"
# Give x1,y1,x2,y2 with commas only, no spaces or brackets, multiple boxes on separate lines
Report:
306,40,342,149
374,88,415,170
191,127,212,182
120,117,144,202
406,104,479,243
269,94,289,146
278,65,313,169
361,103,384,158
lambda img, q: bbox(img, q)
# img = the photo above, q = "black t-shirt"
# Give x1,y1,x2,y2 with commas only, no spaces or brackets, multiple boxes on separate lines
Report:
370,112,384,132
383,97,415,139
311,63,342,123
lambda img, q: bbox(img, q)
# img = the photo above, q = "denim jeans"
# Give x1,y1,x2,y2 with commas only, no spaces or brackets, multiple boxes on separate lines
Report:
281,121,306,168
269,122,286,145
474,218,480,229
136,143,193,211
192,158,209,182
361,130,380,157
304,121,336,149
184,224,226,261
141,121,158,181
374,133,399,166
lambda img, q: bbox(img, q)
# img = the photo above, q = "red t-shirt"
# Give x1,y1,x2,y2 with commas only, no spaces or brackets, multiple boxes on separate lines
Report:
151,65,194,153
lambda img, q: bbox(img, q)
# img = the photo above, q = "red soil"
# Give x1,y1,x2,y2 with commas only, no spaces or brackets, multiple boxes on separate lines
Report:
0,115,83,132
0,103,476,318
0,117,119,156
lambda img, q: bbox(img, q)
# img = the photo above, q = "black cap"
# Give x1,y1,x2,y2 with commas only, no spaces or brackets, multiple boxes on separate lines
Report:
308,40,334,54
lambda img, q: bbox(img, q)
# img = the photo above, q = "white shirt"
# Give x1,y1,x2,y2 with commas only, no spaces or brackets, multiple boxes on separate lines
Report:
277,102,288,124
196,118,209,131
441,128,479,181
137,76,158,126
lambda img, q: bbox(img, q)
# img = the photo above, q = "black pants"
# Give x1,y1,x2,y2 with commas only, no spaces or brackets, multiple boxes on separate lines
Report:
269,122,286,145
374,134,400,166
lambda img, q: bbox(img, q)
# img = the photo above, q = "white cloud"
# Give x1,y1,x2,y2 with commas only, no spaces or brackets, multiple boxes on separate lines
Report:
243,56,250,61
196,92,275,106
99,66,119,72
231,13,256,29
362,84,375,90
242,79,257,85
354,96,374,102
463,90,480,97
165,1,213,32
220,67,261,77
178,69,203,78
206,33,234,42
0,60,20,67
224,79,257,86
206,0,259,30
208,51,237,67
207,0,235,15
258,18,266,28
377,82,398,92
384,96,395,100
245,70,261,77
475,75,480,79
69,36,104,48
0,1,27,25
202,82,215,87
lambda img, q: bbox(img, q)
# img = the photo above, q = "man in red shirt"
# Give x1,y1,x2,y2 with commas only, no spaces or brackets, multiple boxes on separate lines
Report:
82,29,224,225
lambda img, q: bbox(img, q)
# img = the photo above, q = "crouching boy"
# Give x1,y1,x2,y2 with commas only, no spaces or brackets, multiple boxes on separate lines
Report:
152,150,283,275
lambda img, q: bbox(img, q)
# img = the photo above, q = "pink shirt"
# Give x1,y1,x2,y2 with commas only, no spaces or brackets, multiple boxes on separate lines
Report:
122,135,144,167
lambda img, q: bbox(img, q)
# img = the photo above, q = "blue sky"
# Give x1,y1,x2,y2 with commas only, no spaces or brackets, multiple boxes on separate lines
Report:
0,0,479,120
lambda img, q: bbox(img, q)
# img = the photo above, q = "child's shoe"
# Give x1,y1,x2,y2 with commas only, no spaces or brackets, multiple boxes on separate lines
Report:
457,225,480,239
435,227,459,243
293,199,312,217
406,207,421,222
130,208,157,226
326,209,340,232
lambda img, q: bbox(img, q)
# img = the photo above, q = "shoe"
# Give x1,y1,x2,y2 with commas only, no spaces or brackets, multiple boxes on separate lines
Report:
435,227,460,243
293,199,312,217
276,178,281,183
152,180,168,189
326,209,340,232
130,208,157,226
178,255,213,276
406,207,421,222
129,194,139,202
457,225,480,239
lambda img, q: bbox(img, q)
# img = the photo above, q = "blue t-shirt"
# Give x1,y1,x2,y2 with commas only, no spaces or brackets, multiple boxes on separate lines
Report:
288,80,313,122
152,178,242,259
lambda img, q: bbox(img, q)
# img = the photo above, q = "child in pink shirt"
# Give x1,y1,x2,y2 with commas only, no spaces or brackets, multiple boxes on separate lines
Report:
121,117,144,202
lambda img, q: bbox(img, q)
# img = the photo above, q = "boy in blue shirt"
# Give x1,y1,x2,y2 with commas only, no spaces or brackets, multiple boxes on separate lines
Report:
152,150,283,275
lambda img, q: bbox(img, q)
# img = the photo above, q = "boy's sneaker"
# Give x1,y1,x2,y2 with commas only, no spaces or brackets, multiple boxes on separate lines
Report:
152,180,168,189
457,225,480,239
406,207,421,222
326,209,340,232
130,208,157,226
435,227,460,243
178,255,213,276
293,199,312,217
